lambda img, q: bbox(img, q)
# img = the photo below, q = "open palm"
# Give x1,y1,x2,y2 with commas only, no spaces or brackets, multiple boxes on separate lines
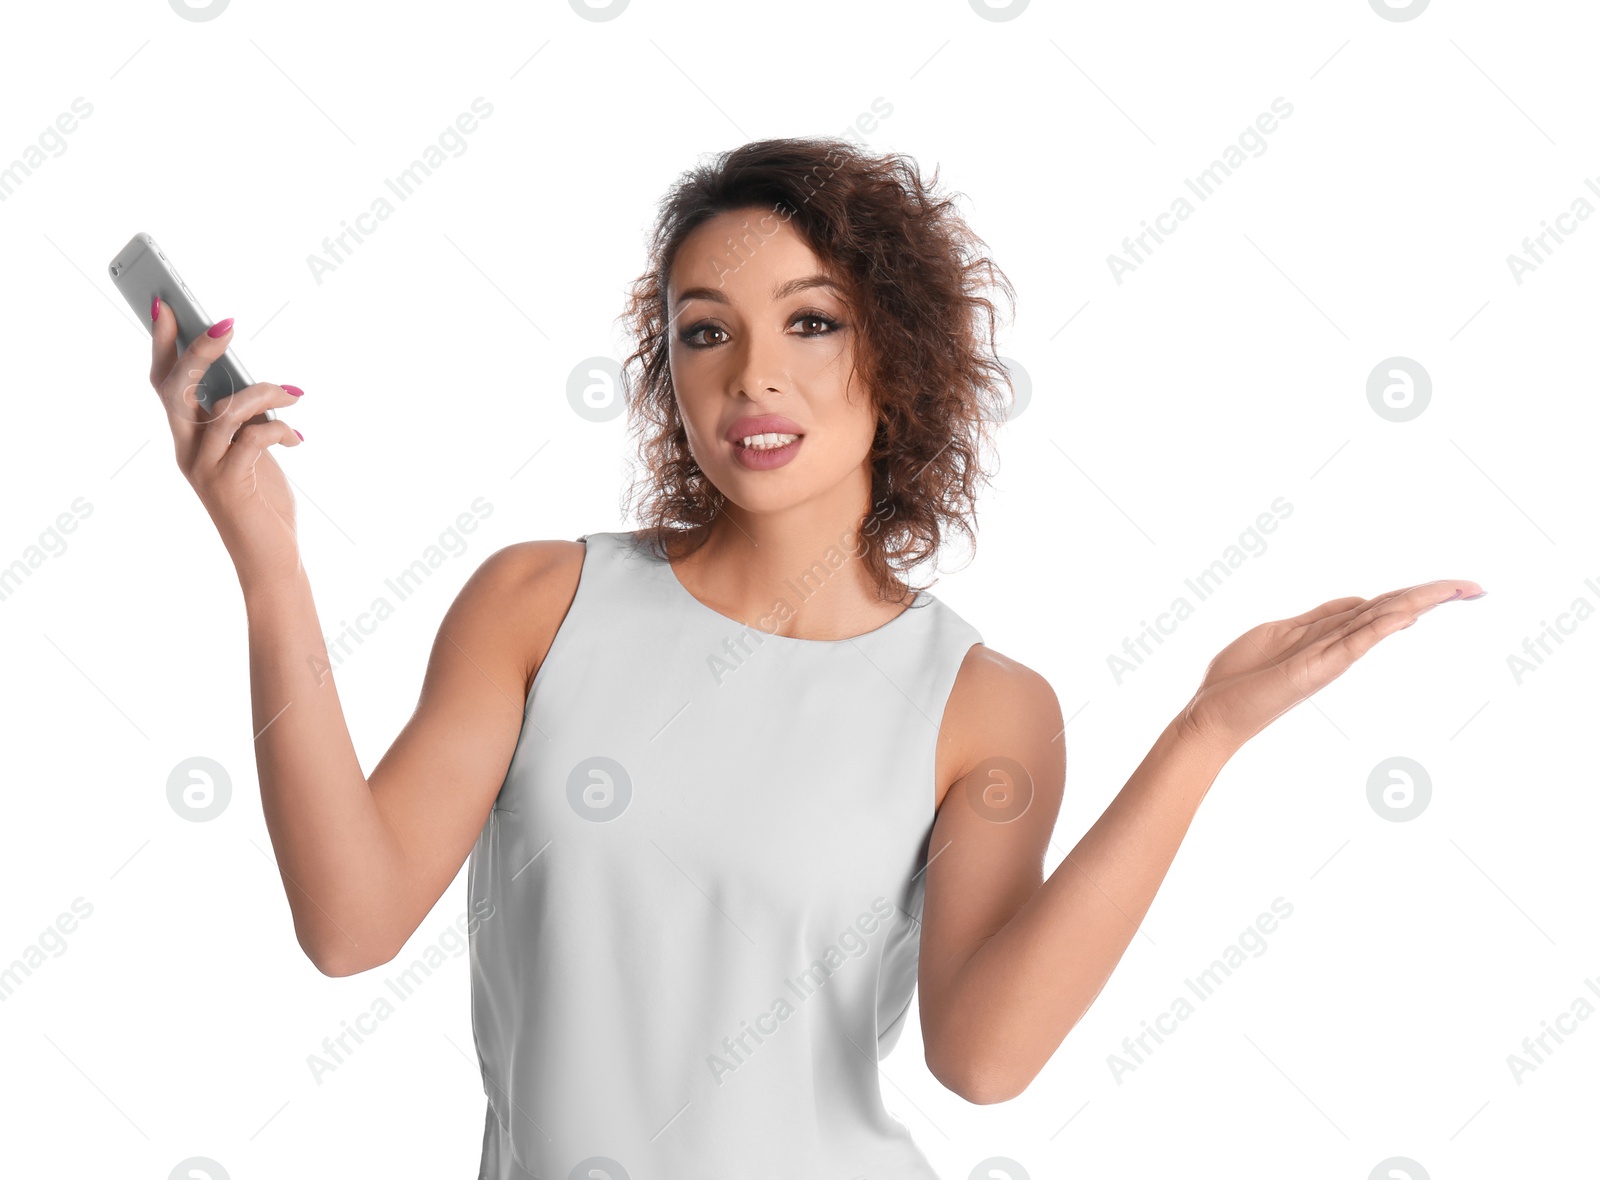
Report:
1185,579,1484,751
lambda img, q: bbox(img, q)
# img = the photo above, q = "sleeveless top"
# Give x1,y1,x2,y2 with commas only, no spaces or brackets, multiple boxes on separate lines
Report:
468,529,984,1179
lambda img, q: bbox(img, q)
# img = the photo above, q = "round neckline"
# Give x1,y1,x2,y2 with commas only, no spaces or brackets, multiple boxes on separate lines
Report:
637,532,929,646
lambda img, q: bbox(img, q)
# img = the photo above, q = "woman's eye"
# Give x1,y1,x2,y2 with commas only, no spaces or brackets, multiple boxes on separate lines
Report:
679,314,840,348
680,323,727,347
793,313,841,336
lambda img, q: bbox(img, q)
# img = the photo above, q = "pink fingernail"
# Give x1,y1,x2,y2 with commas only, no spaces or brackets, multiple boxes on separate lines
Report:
1462,591,1487,600
150,296,160,324
293,429,304,441
284,385,304,396
206,317,235,338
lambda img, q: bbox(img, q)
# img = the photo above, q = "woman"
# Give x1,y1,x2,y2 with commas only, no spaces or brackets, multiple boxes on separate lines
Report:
146,136,1481,1178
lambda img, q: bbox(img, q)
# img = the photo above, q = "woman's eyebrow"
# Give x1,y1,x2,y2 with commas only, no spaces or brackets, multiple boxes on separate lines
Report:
673,275,842,308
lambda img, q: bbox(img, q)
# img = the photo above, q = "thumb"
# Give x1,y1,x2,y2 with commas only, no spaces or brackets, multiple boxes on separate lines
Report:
148,294,179,391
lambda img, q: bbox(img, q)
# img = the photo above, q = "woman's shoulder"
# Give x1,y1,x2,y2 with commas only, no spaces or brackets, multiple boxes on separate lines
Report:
457,539,593,690
476,536,590,588
937,637,1063,799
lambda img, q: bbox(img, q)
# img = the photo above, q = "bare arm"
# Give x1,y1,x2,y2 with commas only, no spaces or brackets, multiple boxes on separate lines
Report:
918,664,1220,1103
919,580,1482,1103
245,541,580,975
141,299,584,976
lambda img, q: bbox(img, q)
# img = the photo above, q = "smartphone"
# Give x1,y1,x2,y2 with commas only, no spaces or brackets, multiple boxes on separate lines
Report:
108,232,276,422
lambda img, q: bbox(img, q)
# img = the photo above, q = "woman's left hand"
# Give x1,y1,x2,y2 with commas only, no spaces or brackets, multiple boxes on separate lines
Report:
1179,578,1486,754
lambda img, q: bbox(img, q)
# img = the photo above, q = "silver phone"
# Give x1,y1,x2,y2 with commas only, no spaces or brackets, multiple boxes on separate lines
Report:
108,232,275,422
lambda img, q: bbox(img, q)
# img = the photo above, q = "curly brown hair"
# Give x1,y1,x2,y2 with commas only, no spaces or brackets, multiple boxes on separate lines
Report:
616,136,1016,600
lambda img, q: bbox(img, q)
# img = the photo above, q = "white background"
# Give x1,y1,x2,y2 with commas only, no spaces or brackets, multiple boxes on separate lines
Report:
2,1,1595,1177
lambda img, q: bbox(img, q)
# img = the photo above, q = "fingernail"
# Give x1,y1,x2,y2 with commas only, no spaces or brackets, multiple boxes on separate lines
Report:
293,429,304,441
1462,591,1488,600
1446,589,1462,601
206,317,235,338
284,384,304,397
150,296,160,324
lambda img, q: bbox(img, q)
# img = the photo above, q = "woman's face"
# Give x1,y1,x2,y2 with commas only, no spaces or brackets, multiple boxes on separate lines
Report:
666,206,877,517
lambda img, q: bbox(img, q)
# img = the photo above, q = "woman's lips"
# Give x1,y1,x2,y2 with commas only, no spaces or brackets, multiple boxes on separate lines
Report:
725,414,805,443
730,433,803,471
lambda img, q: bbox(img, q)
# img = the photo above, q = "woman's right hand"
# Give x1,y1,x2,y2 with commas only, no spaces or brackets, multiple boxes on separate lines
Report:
149,299,307,591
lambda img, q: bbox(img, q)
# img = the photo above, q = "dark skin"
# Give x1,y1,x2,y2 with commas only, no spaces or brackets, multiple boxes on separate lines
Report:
918,581,1480,1101
145,206,1483,1106
657,207,1483,1100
